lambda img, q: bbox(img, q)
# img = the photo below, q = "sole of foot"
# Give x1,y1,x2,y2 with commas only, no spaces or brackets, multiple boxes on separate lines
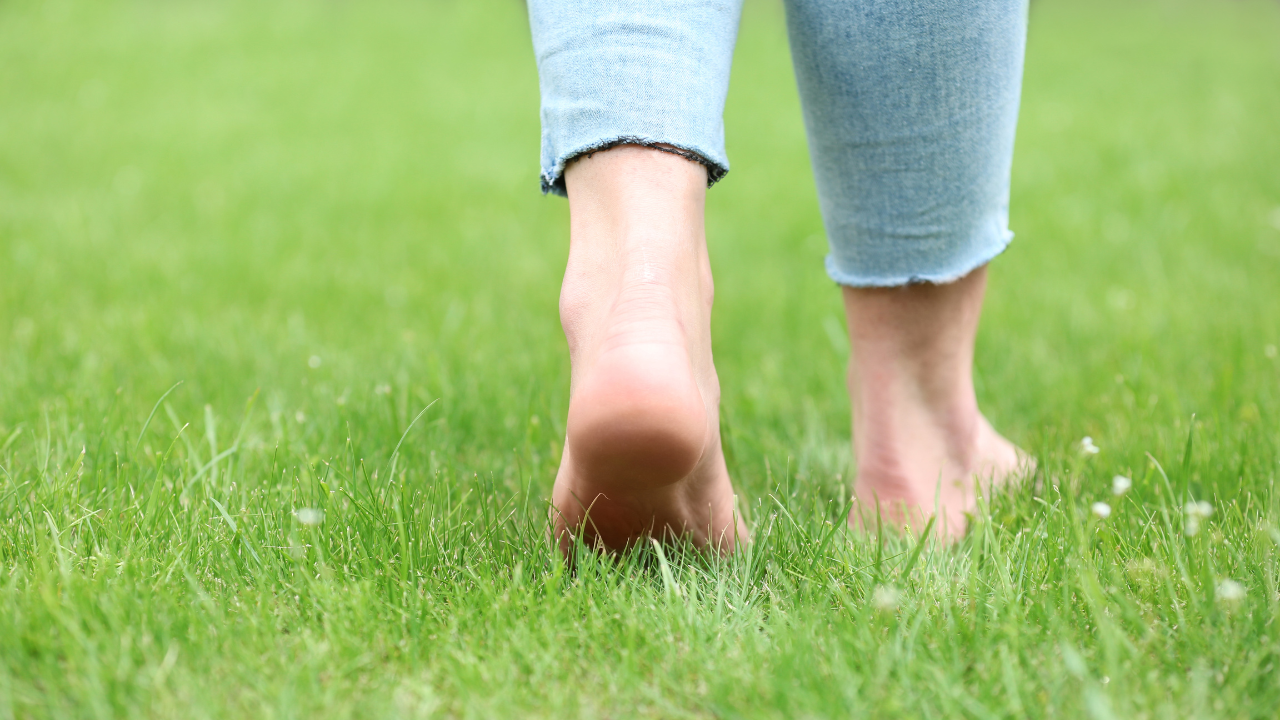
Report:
551,284,747,555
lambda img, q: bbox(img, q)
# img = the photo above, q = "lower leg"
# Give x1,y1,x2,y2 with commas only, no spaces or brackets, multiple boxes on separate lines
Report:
843,266,1024,539
551,145,745,554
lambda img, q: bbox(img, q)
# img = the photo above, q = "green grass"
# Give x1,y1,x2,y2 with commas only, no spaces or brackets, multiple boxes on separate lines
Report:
2,0,1280,716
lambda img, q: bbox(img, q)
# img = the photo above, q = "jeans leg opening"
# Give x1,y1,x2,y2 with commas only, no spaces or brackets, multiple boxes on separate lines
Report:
540,136,728,197
825,229,1015,289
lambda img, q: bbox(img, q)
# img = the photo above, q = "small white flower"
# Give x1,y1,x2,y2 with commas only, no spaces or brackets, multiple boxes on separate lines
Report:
1182,501,1213,537
295,508,324,526
1185,500,1213,519
1081,436,1100,455
308,355,322,369
1215,579,1245,603
871,585,900,611
1091,501,1112,519
294,410,306,424
375,383,392,396
1111,475,1132,496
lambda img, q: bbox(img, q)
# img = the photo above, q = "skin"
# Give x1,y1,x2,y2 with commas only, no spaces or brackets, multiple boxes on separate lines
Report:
843,268,1025,539
550,145,1024,554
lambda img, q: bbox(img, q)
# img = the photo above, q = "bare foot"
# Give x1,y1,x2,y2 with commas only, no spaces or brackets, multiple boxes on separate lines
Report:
550,145,747,555
842,267,1030,540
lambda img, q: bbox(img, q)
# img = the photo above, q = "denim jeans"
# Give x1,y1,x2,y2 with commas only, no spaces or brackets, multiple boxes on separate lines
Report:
529,0,1028,287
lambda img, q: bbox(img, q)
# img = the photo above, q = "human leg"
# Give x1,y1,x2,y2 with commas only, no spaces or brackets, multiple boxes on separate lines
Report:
843,267,1023,538
528,0,747,553
552,146,745,554
783,0,1031,536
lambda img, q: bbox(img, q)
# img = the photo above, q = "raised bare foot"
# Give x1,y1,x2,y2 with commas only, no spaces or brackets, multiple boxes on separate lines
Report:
842,267,1030,540
550,145,747,555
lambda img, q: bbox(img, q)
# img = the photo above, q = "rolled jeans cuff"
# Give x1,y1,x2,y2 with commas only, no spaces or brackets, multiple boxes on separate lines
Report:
529,0,743,197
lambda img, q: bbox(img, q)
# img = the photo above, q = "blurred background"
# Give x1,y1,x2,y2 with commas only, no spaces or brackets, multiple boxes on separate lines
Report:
2,0,1279,504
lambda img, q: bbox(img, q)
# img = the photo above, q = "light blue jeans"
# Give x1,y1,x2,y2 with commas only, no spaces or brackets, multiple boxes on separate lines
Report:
529,0,1028,287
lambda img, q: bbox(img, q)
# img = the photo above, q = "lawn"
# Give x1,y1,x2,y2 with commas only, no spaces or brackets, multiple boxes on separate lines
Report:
2,0,1279,717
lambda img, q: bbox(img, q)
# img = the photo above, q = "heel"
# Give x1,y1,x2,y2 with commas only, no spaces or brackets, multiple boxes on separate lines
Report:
565,343,707,488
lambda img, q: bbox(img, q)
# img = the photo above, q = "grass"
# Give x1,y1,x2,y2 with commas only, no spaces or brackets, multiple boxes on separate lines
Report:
2,0,1280,717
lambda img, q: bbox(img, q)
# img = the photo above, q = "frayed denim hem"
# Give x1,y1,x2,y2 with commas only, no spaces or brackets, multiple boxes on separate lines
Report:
825,230,1015,288
540,136,728,197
